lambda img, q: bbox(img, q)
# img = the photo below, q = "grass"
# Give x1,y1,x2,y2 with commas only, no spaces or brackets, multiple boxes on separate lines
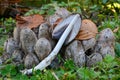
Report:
0,55,120,80
0,35,8,55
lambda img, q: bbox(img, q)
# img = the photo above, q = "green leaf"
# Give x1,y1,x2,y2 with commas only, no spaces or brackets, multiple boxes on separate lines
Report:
104,55,114,63
10,67,17,76
75,7,82,14
68,2,79,7
0,67,8,76
64,59,76,70
30,76,38,80
0,78,2,80
47,9,55,15
33,69,41,75
0,64,17,77
77,68,90,80
39,10,45,15
56,69,65,79
41,5,50,10
115,42,120,57
100,75,108,79
58,2,68,7
20,75,29,80
0,28,4,33
102,0,108,4
90,5,97,9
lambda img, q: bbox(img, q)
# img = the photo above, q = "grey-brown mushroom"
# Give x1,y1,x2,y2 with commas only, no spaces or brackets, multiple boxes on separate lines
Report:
65,40,85,67
20,28,37,55
34,38,52,61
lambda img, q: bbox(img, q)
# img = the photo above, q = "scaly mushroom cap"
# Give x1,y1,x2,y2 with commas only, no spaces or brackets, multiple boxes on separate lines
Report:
76,19,98,40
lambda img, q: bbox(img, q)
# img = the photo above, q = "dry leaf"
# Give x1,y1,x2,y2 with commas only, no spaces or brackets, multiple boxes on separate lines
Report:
76,19,98,40
113,27,119,33
8,0,21,4
16,14,44,29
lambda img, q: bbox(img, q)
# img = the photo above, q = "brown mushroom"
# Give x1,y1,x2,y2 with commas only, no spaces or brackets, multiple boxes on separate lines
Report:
76,19,98,40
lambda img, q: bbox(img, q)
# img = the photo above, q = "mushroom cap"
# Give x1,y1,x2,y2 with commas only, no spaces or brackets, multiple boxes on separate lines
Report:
52,14,82,45
76,19,98,40
48,8,71,27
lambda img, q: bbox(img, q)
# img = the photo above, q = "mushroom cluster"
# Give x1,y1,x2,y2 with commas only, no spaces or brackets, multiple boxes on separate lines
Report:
3,23,54,69
0,8,115,71
65,19,115,67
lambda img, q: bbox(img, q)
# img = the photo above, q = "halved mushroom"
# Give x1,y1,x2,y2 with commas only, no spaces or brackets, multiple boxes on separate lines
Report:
52,14,82,45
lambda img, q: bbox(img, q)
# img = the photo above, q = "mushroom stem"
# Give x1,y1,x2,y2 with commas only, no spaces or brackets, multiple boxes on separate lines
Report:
21,14,80,75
